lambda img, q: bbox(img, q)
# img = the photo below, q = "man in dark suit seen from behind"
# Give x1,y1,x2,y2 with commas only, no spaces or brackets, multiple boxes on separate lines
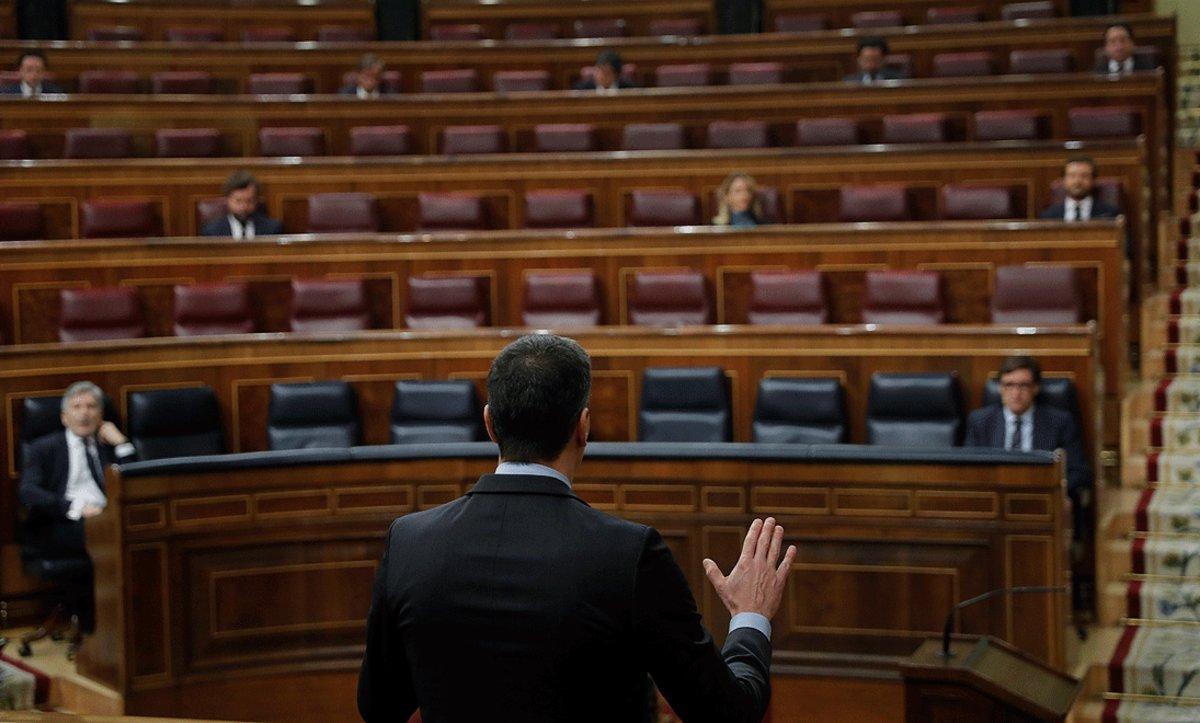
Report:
573,49,637,92
200,170,284,238
358,333,796,722
1094,23,1155,75
843,37,905,84
0,51,64,96
340,53,386,98
1038,156,1121,222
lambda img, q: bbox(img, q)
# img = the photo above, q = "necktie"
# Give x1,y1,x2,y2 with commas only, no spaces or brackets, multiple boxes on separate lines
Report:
85,438,104,485
1009,418,1022,451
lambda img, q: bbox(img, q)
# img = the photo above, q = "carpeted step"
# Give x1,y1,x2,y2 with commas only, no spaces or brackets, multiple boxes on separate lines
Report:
1168,287,1200,317
1153,378,1200,413
1134,486,1200,535
1148,415,1200,450
1168,317,1200,345
1143,452,1200,486
1108,624,1200,699
1102,698,1200,722
1131,537,1200,578
1126,580,1200,622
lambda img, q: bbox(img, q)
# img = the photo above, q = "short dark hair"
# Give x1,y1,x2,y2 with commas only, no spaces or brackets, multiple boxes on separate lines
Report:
487,334,591,462
999,355,1041,384
1063,155,1096,176
359,53,383,72
595,49,623,72
857,36,889,55
222,170,260,197
1105,23,1134,40
15,50,46,70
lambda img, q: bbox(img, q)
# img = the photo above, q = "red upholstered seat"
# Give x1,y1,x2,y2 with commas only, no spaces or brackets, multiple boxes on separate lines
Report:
247,73,312,94
505,22,560,40
428,24,485,41
772,13,828,32
349,125,412,156
290,279,370,332
155,128,222,158
882,113,948,143
1000,1,1056,19
572,18,627,38
79,199,162,238
151,71,215,94
861,270,944,325
165,26,223,42
925,6,984,24
654,63,712,88
441,125,507,154
932,52,996,78
420,69,479,93
1050,178,1123,211
1068,107,1140,138
522,271,601,327
58,288,145,342
306,193,381,233
706,121,770,149
533,124,599,152
839,186,910,222
0,202,43,241
524,189,594,228
939,185,1016,220
418,193,488,230
649,18,704,36
885,54,913,79
628,270,711,326
87,26,144,41
795,118,860,146
990,265,1080,324
240,26,296,42
77,71,141,94
405,275,489,329
258,127,325,156
173,283,254,336
851,10,903,28
63,128,134,159
1008,49,1073,74
0,130,31,159
973,110,1043,141
627,189,699,227
492,70,551,93
195,197,229,231
727,62,784,86
317,25,373,41
622,123,686,151
747,270,827,325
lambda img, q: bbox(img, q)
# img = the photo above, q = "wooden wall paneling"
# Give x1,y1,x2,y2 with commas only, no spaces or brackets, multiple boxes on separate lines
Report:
421,0,717,40
68,0,375,42
761,0,1070,30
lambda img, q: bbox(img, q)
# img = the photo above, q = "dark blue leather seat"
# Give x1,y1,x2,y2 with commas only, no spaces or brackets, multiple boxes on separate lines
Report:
866,373,962,447
391,380,482,444
128,386,225,461
752,377,846,444
267,382,360,450
982,377,1079,419
638,367,730,443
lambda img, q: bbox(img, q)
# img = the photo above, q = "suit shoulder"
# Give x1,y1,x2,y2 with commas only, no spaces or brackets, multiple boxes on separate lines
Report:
966,405,999,425
199,217,225,236
28,430,64,454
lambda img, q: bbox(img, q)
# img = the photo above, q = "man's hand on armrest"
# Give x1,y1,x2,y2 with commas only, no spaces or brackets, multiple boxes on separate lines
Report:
702,517,797,623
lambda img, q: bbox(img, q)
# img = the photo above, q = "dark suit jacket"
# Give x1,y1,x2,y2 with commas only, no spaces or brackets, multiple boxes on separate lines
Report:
963,405,1092,496
572,78,637,91
358,473,772,723
0,81,65,95
199,211,284,237
842,68,906,83
1093,56,1156,74
1037,196,1121,221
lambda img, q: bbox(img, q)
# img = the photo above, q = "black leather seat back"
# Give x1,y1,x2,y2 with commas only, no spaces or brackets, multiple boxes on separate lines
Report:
752,377,846,444
638,367,730,443
128,386,225,461
391,380,482,444
867,373,961,447
267,381,360,450
982,377,1079,419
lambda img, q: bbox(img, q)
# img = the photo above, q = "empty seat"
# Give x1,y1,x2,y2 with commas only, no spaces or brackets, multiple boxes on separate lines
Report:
648,18,704,36
391,380,482,444
628,189,699,227
504,22,559,40
165,26,222,42
1068,107,1139,138
638,367,730,443
747,270,827,325
839,186,910,222
87,26,143,41
1008,49,1074,74
155,128,222,158
173,282,254,336
0,202,42,241
982,377,1078,416
533,124,598,152
58,287,145,342
654,63,712,88
752,377,846,444
258,127,325,156
267,381,359,450
851,10,903,28
524,189,594,228
925,6,984,24
420,69,479,93
990,265,1080,324
428,23,485,41
349,125,411,156
521,271,601,326
866,373,961,447
247,73,312,94
63,128,134,159
932,52,996,77
727,62,784,86
705,121,770,149
881,113,948,144
861,270,944,325
572,18,627,38
885,54,914,79
973,109,1042,141
772,13,828,32
150,71,214,94
289,279,370,332
317,25,373,42
795,118,860,146
628,270,710,326
622,123,686,151
77,71,140,94
240,26,296,42
441,125,507,155
1000,1,1056,20
405,275,488,329
0,130,31,159
492,70,550,93
128,386,224,460
418,193,488,230
307,193,381,233
79,199,161,238
939,185,1016,220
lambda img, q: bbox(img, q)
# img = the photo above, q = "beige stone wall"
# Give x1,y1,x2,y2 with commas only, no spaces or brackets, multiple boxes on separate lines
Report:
1152,0,1200,46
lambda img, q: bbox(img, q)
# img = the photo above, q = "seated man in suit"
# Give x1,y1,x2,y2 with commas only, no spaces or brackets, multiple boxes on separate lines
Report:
843,37,905,84
1094,23,1155,75
573,49,636,92
340,53,385,99
0,51,64,96
200,170,284,238
359,334,795,722
1038,156,1121,222
18,381,138,633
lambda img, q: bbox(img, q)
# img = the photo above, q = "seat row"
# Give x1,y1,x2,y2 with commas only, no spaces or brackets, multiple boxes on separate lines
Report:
769,1,1059,31
46,265,1083,344
79,24,374,43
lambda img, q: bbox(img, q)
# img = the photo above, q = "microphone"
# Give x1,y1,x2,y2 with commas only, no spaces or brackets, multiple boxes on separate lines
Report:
940,585,1068,658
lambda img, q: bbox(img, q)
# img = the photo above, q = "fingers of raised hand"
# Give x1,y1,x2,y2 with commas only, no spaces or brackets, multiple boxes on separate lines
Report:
775,545,798,585
739,518,764,562
754,518,776,562
703,558,725,589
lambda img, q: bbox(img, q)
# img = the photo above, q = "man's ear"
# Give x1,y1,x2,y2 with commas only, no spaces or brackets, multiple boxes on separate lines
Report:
576,408,590,447
483,404,499,444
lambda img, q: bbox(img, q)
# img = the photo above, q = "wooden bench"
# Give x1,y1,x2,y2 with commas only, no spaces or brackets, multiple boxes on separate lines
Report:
762,0,1070,30
68,0,375,42
421,0,717,39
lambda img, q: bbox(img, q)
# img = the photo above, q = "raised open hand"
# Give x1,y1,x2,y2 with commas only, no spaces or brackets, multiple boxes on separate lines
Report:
702,517,797,619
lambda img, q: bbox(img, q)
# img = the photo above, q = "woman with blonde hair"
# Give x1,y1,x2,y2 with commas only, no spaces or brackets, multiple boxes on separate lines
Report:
712,172,765,227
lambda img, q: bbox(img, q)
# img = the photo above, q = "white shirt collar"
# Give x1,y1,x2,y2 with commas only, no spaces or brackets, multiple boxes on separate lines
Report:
228,214,255,240
1002,405,1035,426
1109,57,1134,74
20,81,38,97
494,461,572,489
1065,196,1092,221
66,429,89,447
356,85,379,99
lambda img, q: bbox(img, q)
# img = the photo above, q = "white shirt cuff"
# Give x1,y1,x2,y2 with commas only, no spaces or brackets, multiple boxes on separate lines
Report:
66,498,84,521
729,612,771,640
114,442,135,459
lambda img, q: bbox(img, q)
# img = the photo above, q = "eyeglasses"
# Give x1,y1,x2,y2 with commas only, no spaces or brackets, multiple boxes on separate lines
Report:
999,382,1036,391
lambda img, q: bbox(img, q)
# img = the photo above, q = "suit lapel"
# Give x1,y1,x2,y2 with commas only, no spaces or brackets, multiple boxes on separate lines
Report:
990,408,1005,448
1031,408,1054,451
